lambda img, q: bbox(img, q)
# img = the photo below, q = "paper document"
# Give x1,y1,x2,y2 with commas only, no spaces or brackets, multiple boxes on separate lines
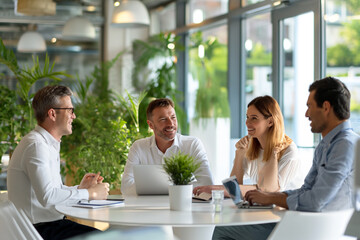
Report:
73,199,124,209
192,192,212,203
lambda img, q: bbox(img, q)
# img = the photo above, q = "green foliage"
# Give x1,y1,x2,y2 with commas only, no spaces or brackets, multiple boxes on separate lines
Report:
246,43,272,66
326,2,360,67
0,85,24,170
61,53,146,191
163,152,201,185
189,32,230,119
116,90,150,140
327,44,354,66
336,0,360,15
61,97,132,191
351,93,360,113
0,37,69,163
132,33,187,135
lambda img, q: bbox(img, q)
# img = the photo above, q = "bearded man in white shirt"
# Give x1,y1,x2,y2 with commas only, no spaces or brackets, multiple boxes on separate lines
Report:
7,85,110,240
121,98,214,195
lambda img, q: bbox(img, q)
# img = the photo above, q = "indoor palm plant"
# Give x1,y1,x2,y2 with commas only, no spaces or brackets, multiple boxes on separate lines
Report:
0,37,69,167
163,152,200,211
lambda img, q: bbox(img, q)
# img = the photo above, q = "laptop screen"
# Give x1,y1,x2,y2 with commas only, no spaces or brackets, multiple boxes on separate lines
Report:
222,176,242,204
133,164,170,195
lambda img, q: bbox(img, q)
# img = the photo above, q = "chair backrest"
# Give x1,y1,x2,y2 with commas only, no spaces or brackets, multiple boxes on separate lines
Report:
267,209,354,240
0,190,8,202
0,200,43,240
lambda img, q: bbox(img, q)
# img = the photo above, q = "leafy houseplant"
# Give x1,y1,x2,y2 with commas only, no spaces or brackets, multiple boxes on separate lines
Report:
163,152,200,211
163,152,200,185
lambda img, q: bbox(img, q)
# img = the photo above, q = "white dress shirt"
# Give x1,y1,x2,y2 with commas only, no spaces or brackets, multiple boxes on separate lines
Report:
121,133,214,195
7,125,89,224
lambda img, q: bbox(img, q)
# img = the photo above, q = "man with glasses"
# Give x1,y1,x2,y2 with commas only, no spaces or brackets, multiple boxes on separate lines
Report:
7,85,110,240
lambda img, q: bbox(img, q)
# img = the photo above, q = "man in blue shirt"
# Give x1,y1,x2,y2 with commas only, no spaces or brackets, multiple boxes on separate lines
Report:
212,77,359,240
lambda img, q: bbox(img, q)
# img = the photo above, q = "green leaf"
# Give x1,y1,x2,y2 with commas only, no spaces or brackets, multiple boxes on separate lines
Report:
163,152,201,185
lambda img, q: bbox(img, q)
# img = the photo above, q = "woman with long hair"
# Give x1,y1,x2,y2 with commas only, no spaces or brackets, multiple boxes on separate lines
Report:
194,95,301,196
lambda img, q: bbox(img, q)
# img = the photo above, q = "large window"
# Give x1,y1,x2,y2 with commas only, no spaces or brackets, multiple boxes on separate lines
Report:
244,13,272,105
149,2,176,34
282,12,315,147
187,0,228,24
326,0,360,134
187,25,229,184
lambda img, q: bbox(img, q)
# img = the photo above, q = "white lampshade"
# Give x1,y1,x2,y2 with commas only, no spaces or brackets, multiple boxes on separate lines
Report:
17,31,46,53
62,16,96,41
112,0,150,28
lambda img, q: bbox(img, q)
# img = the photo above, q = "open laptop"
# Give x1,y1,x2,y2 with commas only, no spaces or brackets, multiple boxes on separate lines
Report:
222,176,274,209
133,165,170,195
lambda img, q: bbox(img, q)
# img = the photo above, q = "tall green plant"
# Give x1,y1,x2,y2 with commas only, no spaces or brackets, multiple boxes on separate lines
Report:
0,38,70,162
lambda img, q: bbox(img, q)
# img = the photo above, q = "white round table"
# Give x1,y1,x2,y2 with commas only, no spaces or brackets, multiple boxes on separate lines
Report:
56,196,284,240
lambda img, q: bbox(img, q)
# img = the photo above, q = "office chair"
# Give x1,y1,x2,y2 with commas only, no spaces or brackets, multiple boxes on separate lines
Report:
267,209,354,240
0,200,43,240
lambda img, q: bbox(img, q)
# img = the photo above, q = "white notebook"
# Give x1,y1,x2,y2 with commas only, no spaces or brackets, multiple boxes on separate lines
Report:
73,200,124,209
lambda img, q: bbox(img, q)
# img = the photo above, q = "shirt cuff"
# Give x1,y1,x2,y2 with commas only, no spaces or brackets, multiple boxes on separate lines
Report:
78,188,89,200
285,191,298,210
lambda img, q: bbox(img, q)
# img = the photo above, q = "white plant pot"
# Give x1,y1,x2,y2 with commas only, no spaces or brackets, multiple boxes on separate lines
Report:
168,185,193,211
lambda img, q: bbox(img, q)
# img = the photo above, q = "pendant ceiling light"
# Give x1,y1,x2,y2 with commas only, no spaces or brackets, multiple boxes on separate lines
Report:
17,31,46,53
62,16,96,41
15,0,56,16
112,0,150,27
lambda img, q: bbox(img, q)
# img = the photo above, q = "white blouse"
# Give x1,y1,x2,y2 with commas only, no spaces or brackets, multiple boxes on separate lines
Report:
242,142,302,191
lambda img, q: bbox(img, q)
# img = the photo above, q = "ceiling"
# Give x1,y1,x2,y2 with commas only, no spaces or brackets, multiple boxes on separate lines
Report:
0,0,173,47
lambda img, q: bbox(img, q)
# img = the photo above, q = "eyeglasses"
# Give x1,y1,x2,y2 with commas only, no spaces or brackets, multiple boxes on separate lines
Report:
53,108,75,114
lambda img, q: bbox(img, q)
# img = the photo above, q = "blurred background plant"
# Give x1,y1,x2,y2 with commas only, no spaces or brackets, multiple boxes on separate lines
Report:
60,52,147,191
132,33,187,135
188,32,230,121
0,38,69,169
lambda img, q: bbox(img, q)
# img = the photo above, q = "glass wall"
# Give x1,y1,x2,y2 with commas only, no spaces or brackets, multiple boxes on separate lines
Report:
326,0,360,134
187,25,229,184
282,12,315,147
187,0,228,24
244,13,272,105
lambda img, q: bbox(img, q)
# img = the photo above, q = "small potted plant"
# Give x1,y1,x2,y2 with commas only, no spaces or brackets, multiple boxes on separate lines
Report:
163,152,200,211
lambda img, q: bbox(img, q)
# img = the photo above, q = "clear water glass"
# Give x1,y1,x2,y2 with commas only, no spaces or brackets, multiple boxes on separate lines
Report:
212,190,224,213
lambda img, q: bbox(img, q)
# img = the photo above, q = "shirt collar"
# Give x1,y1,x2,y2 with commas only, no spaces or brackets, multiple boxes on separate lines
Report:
150,133,180,152
34,125,61,152
321,120,352,145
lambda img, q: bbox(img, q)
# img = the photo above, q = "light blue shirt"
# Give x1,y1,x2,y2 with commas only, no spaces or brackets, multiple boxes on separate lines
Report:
285,121,359,212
